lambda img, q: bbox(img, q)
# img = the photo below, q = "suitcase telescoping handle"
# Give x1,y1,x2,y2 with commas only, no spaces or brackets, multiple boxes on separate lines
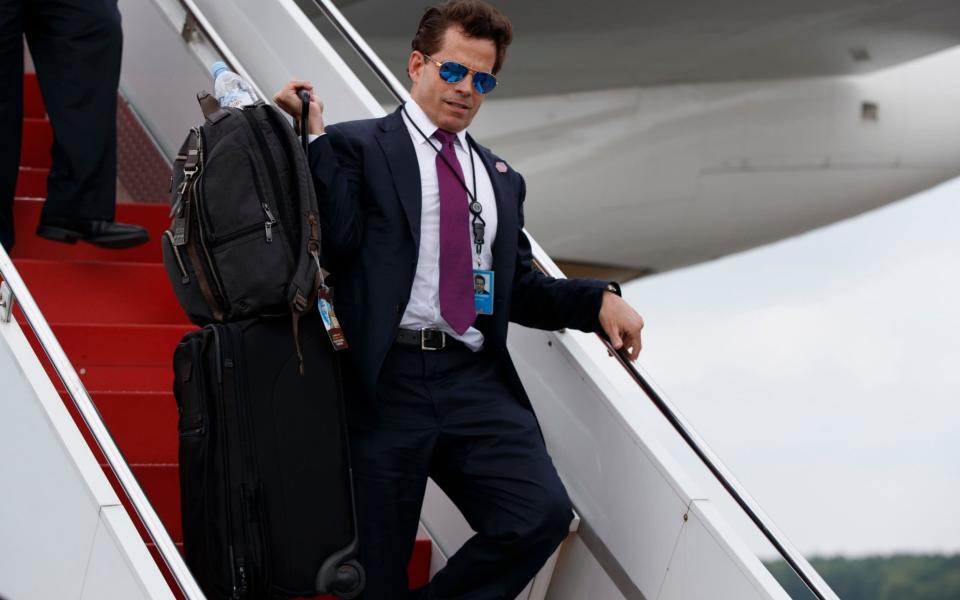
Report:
298,88,311,154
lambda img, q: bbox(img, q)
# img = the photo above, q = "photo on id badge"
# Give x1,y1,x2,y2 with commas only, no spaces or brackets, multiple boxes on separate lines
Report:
474,270,493,315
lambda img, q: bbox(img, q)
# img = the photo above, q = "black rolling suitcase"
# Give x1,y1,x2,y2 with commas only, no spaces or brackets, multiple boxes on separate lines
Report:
173,314,365,599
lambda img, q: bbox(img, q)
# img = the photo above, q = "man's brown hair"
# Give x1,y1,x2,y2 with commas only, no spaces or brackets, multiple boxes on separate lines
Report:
411,0,513,75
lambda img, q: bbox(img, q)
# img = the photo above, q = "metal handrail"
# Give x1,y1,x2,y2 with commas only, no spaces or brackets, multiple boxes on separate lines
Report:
309,0,409,105
0,246,205,598
305,1,839,598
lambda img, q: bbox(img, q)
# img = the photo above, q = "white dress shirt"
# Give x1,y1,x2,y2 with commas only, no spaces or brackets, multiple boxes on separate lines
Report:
398,100,498,351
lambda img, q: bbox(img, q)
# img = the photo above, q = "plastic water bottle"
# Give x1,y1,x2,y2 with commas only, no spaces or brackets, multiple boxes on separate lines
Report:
211,61,257,108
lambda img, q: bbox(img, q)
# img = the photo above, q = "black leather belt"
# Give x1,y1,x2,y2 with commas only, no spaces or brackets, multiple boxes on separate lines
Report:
395,328,466,351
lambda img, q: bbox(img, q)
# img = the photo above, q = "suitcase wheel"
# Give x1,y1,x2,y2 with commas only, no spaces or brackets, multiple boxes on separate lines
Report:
331,560,365,599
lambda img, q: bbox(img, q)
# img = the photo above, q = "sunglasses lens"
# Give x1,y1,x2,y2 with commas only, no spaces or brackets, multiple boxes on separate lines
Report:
439,61,468,83
473,72,497,94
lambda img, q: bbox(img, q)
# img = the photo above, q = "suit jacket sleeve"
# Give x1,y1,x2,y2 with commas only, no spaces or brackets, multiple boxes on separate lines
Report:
509,174,610,333
308,127,364,261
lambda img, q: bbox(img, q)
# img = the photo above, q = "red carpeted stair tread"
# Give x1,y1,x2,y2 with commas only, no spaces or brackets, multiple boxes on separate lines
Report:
59,391,179,464
21,118,52,169
46,323,193,369
129,464,182,543
11,198,169,263
24,73,45,119
15,167,46,198
71,366,174,394
97,464,182,544
14,259,188,325
407,538,432,589
34,323,191,393
55,391,177,466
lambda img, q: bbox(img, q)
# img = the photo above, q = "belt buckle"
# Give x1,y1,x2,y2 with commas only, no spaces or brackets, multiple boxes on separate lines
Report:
420,328,445,351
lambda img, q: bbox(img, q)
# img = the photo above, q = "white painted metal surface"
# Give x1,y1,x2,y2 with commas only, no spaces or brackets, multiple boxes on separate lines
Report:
0,284,174,600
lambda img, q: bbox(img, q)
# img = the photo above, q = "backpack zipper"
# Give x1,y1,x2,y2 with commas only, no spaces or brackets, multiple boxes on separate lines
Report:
261,202,277,243
191,127,230,310
237,108,292,258
163,230,191,285
263,109,304,262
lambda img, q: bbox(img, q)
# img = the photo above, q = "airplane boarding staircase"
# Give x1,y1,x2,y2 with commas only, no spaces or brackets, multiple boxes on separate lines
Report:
0,0,841,598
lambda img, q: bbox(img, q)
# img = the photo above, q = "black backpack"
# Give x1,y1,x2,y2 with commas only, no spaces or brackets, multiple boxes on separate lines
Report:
163,92,321,363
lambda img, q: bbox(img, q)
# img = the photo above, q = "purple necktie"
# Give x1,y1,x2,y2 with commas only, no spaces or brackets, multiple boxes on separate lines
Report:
434,129,475,335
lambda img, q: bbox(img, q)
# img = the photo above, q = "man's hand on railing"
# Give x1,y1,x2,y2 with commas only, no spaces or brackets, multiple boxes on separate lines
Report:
599,291,645,361
274,79,325,135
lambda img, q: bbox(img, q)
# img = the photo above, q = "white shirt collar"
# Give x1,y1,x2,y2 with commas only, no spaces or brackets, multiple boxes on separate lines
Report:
402,99,469,150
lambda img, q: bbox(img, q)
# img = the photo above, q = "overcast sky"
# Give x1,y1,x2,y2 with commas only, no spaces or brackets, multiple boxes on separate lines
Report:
622,177,960,558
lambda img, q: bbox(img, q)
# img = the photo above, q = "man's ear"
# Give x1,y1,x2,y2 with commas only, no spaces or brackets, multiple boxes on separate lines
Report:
408,51,423,84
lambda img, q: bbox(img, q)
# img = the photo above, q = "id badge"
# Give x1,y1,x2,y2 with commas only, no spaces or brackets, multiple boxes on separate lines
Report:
317,286,349,350
473,269,494,315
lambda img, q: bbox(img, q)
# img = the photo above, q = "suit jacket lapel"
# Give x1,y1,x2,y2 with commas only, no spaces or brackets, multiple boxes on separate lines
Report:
376,107,422,247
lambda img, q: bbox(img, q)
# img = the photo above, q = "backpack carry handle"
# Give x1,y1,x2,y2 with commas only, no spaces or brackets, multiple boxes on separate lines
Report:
298,89,311,154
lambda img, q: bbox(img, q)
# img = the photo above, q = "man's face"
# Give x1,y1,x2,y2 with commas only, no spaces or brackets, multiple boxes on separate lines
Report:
409,26,497,133
474,276,486,292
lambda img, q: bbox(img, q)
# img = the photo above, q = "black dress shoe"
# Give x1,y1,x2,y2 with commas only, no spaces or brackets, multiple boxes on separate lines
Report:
37,216,150,249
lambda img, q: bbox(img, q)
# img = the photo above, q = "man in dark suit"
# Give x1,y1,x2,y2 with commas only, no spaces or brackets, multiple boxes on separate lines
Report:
276,1,644,597
0,0,148,253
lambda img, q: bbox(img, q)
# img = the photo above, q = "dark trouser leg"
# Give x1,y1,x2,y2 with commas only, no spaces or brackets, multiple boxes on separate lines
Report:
422,350,573,600
350,347,438,599
23,0,121,222
0,0,23,251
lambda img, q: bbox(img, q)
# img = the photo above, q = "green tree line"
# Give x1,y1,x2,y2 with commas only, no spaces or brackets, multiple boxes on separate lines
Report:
765,554,960,600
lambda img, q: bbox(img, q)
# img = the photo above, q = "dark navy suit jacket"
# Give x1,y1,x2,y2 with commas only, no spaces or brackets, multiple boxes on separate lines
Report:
308,106,609,426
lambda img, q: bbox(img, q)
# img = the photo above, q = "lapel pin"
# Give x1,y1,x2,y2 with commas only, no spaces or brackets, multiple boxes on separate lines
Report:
495,161,508,173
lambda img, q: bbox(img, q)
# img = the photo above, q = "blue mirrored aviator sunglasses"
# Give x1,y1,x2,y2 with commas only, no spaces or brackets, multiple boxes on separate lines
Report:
423,54,498,94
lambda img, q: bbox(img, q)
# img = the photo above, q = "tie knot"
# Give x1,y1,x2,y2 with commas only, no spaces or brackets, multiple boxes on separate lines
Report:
434,129,456,148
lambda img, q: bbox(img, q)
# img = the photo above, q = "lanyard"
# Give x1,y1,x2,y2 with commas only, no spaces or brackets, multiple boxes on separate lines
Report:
401,106,486,263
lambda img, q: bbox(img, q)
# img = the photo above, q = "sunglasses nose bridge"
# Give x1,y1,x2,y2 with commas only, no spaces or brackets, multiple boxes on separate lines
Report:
451,73,477,96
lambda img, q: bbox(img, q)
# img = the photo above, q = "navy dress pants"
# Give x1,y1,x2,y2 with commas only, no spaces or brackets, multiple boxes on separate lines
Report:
350,344,573,599
0,0,122,251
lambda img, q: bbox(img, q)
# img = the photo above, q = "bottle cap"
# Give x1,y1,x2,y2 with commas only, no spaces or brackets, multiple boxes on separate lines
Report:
211,61,228,79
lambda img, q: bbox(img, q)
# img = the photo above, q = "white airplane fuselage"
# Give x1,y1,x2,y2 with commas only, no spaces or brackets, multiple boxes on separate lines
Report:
470,46,960,275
